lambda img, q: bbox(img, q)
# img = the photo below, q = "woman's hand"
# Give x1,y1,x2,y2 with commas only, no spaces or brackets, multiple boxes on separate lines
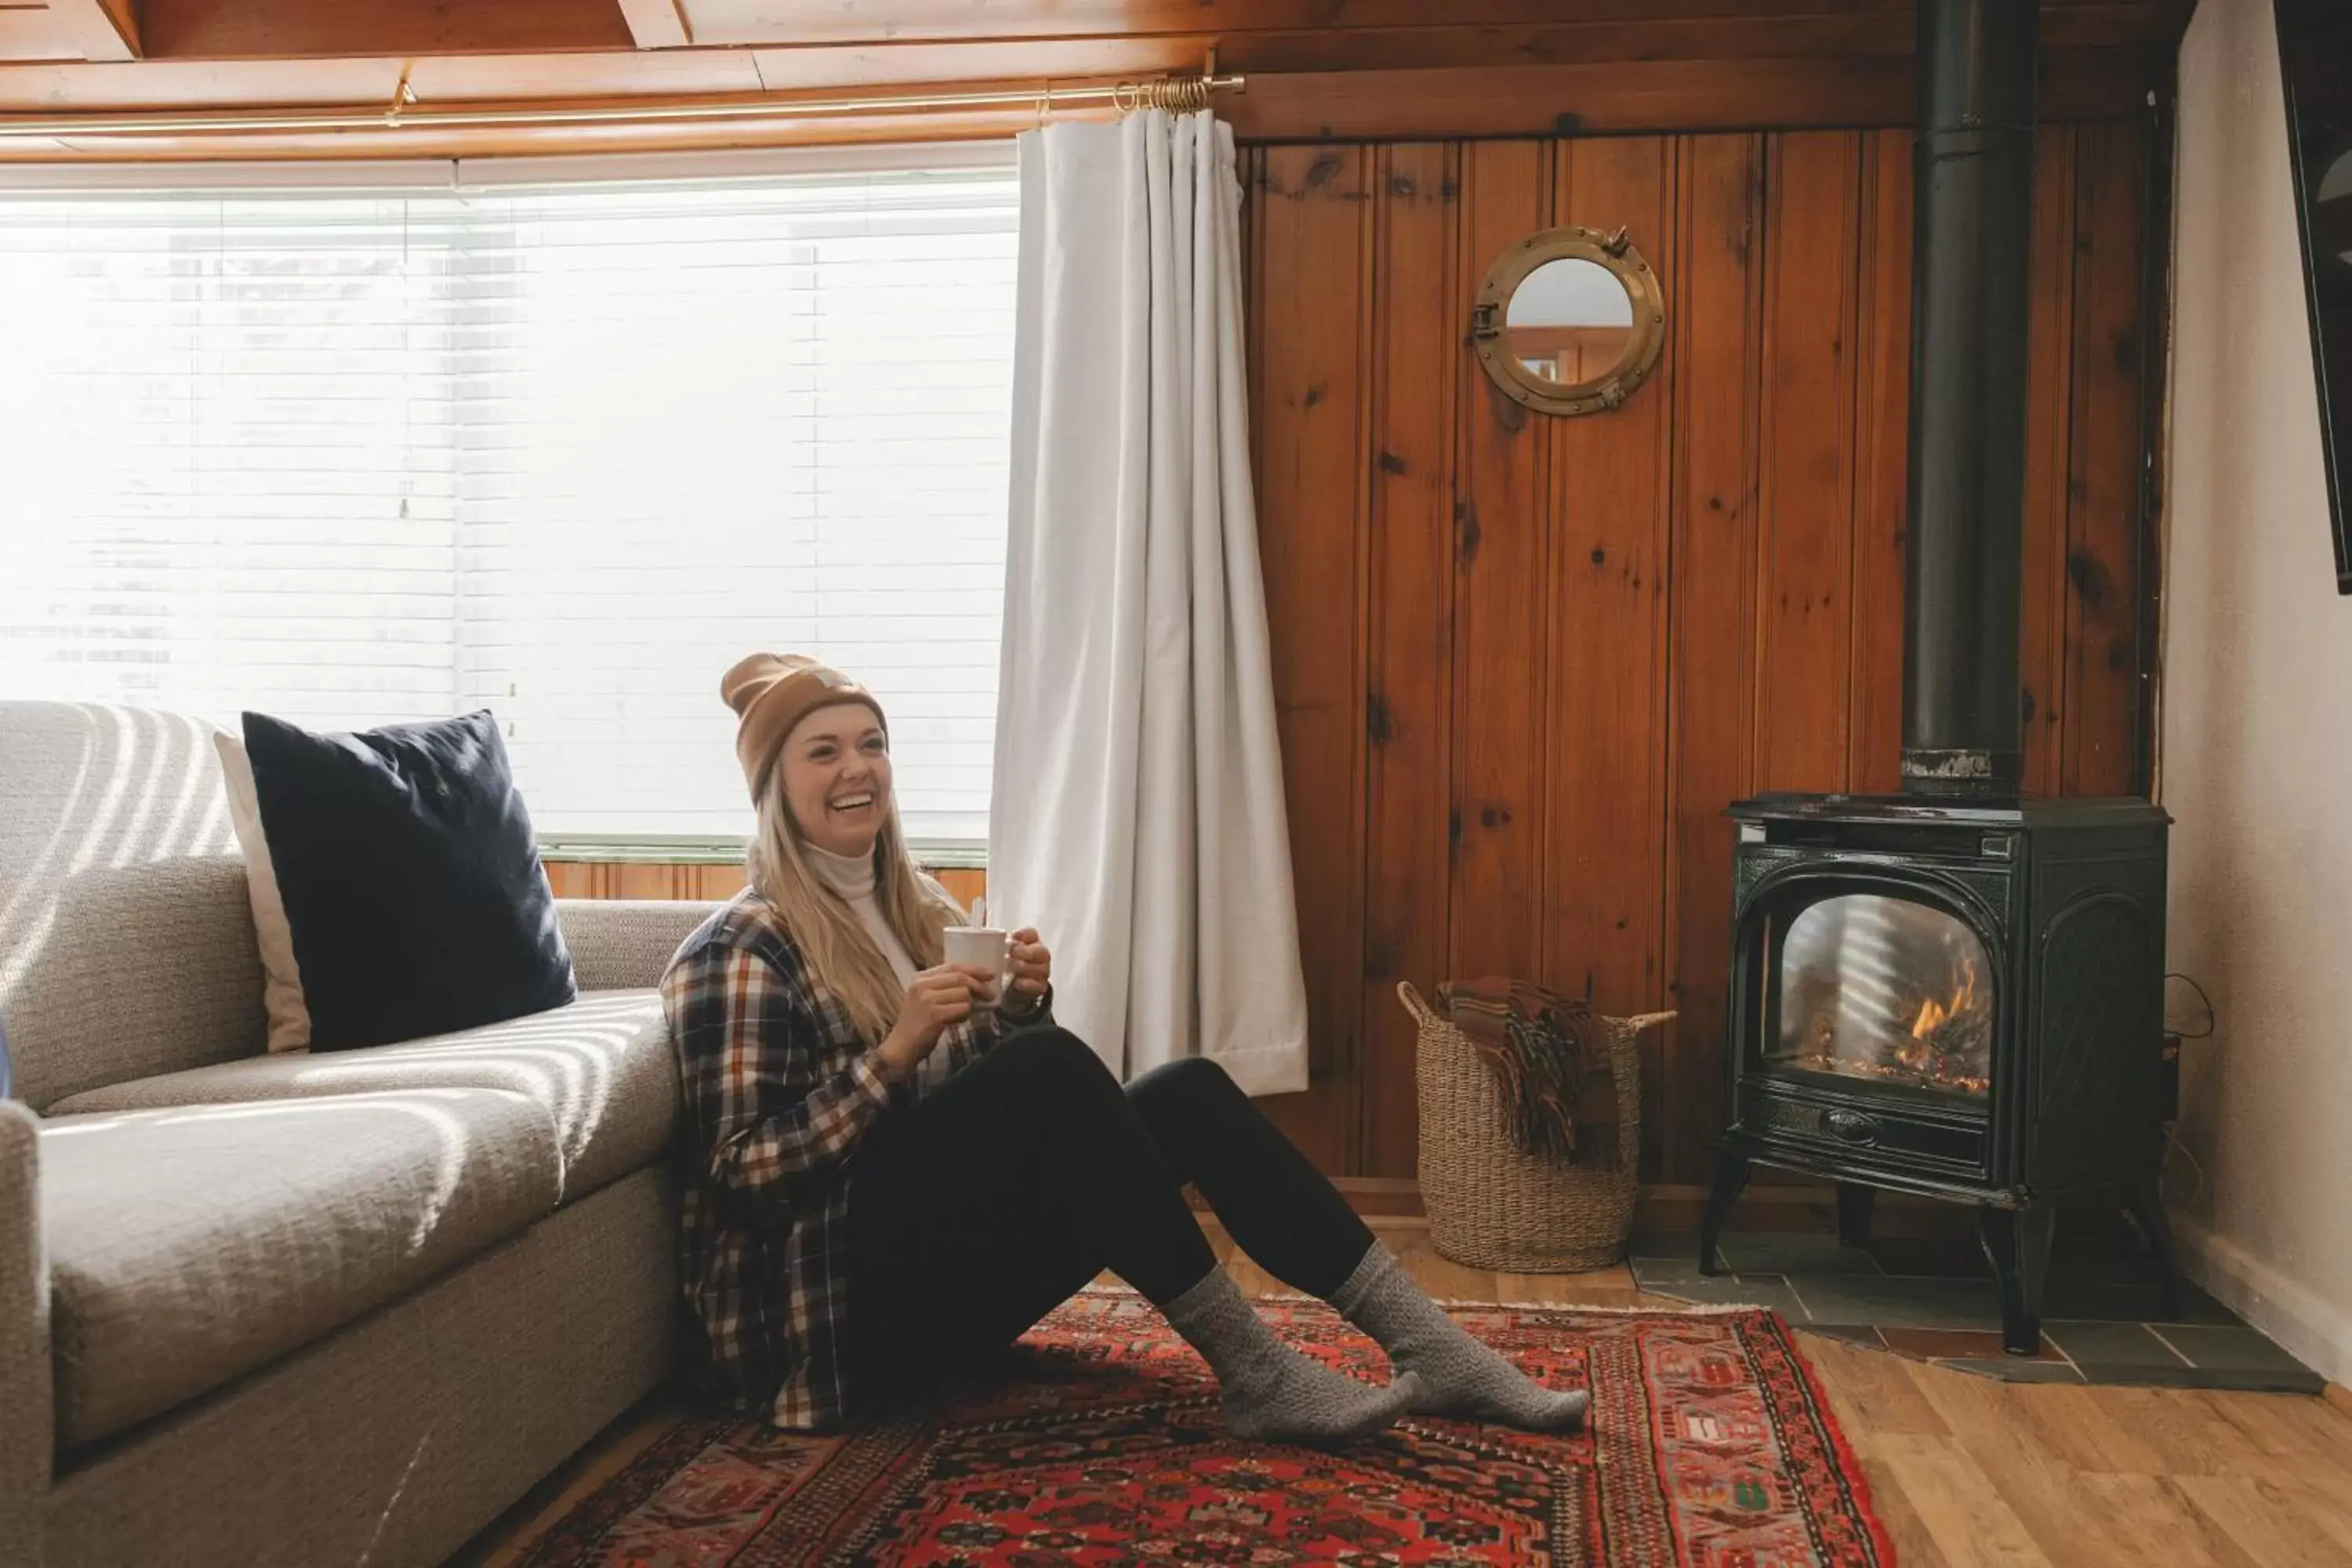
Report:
1005,928,1052,1016
877,964,993,1082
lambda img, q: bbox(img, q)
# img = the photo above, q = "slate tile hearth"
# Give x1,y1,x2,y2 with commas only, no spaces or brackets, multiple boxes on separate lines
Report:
1939,1358,2090,1385
1627,1216,2325,1393
2042,1319,2183,1369
1877,1326,2062,1362
2156,1321,2314,1374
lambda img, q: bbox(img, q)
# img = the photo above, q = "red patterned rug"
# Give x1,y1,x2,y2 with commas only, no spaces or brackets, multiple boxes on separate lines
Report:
517,1293,1891,1566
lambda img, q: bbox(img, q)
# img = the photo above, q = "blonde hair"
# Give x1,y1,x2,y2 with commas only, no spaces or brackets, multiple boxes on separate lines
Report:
746,760,961,1045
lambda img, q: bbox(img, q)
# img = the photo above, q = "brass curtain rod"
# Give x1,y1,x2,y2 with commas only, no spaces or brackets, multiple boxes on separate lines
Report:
0,69,1243,140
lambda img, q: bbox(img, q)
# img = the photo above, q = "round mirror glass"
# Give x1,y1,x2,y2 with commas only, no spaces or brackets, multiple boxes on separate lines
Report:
1502,256,1636,386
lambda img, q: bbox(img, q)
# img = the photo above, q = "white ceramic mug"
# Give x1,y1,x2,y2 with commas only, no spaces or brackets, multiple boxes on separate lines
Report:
942,925,1011,1014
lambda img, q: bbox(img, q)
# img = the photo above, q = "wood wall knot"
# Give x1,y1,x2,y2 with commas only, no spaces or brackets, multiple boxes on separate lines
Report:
2066,546,2114,609
1483,379,1529,433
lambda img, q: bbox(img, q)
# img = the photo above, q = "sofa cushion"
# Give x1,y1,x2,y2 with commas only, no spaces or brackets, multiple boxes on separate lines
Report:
239,708,576,1051
556,898,726,993
212,731,312,1053
41,1087,561,1450
0,702,263,1111
46,990,676,1202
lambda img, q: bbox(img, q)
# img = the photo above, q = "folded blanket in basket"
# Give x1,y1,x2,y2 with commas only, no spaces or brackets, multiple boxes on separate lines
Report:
1437,978,1619,1169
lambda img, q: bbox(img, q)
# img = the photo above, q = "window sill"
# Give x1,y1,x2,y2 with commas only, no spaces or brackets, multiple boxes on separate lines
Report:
537,833,987,872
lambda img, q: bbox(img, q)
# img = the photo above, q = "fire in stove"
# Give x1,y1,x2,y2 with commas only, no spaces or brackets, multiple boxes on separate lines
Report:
1892,960,1991,1094
1911,959,1976,1039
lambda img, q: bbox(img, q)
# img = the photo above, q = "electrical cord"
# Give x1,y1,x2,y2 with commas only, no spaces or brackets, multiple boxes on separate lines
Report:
2158,970,2213,1210
2165,971,2216,1039
2162,1124,2207,1210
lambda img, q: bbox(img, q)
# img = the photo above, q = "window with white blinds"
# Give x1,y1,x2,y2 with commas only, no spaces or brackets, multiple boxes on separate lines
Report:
0,162,1018,848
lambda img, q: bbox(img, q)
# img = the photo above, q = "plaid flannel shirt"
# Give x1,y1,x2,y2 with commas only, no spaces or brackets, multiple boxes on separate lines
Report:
659,888,1038,1431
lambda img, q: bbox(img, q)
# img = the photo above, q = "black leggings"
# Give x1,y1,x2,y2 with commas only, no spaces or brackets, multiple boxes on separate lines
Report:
845,1027,1375,1405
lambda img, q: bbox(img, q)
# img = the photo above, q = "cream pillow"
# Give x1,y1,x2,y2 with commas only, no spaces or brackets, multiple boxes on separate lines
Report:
213,731,310,1051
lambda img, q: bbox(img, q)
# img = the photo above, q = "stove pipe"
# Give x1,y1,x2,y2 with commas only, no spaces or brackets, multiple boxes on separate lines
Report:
1900,0,2040,797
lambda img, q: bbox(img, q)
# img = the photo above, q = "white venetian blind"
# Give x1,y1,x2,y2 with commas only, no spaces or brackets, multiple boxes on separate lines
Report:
0,162,1018,846
0,194,461,731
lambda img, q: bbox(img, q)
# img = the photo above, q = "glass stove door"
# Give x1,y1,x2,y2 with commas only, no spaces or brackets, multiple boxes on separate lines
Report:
1766,893,1992,1098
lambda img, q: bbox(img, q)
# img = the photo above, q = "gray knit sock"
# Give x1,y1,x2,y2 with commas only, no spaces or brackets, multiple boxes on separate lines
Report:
1161,1268,1421,1446
1331,1243,1590,1432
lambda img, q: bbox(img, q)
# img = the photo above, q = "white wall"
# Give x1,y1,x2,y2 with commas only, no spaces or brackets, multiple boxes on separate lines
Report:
2165,0,2352,1385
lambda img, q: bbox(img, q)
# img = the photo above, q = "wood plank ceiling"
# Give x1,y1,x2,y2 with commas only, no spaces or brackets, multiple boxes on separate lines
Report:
0,1,2196,158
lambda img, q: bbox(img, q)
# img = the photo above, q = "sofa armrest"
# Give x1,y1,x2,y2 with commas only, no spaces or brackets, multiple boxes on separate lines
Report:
557,899,726,992
0,1101,49,1566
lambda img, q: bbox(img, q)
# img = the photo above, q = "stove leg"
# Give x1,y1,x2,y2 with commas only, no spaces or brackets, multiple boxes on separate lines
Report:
1699,1152,1751,1276
2126,1175,2185,1319
1977,1206,2017,1326
1835,1181,1876,1249
1980,1202,2056,1356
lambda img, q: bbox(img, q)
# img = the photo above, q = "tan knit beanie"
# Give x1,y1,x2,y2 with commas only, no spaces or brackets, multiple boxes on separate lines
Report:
721,652,887,802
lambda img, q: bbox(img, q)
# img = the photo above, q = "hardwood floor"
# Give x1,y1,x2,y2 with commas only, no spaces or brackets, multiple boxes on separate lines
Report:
1802,1330,2352,1566
450,1214,2352,1567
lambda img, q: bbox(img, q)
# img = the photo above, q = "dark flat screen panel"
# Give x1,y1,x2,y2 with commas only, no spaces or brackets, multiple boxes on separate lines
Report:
2277,0,2352,593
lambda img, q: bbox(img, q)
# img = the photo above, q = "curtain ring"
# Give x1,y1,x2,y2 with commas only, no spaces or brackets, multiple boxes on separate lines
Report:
1035,80,1051,129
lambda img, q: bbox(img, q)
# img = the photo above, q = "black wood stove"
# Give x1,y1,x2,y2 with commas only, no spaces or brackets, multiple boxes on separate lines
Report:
1705,793,2174,1353
1699,0,2176,1356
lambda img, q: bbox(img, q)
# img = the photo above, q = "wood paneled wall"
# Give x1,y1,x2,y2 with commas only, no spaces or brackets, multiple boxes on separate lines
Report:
1244,120,2160,1185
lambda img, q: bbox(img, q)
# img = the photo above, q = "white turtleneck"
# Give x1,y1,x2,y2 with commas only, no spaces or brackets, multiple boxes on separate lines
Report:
805,841,940,1093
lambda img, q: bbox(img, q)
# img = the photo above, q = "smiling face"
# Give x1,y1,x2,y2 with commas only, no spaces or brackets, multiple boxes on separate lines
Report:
778,700,892,859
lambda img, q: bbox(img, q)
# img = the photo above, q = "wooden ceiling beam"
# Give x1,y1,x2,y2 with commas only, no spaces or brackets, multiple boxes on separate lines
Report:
47,0,141,61
0,0,2182,152
72,0,2189,64
0,48,2159,162
741,12,2183,91
0,49,779,108
1221,51,2158,142
615,0,690,50
0,16,2180,107
683,0,2176,49
137,0,632,60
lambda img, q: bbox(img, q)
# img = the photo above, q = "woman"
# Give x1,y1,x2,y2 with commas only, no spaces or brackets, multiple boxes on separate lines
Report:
661,652,1589,1444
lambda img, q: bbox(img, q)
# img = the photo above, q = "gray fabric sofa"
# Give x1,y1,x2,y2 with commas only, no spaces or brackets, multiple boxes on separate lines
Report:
0,701,720,1568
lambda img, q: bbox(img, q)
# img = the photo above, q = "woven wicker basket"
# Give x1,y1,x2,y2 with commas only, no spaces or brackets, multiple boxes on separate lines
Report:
1402,982,1675,1274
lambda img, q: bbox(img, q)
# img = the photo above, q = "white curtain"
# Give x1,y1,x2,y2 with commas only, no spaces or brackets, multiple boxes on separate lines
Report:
989,109,1309,1095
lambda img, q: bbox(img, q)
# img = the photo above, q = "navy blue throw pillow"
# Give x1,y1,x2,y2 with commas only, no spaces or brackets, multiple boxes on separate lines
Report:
241,709,575,1051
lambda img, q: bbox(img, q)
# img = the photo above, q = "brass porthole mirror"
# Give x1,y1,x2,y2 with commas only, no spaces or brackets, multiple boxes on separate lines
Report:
1471,225,1665,416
